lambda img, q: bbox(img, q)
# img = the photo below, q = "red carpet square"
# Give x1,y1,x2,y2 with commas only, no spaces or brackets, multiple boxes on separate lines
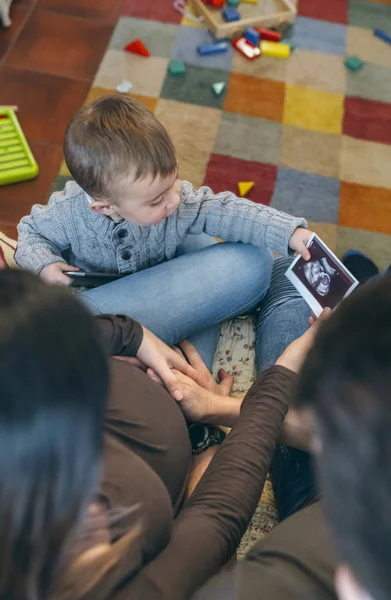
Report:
204,155,277,205
343,97,391,145
121,0,182,23
298,0,349,24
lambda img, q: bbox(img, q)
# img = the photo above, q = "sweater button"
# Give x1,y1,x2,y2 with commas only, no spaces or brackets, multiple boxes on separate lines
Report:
117,228,128,239
122,251,131,261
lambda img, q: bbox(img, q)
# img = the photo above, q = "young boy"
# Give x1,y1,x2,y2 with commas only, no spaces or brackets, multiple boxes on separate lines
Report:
16,95,311,284
15,95,312,368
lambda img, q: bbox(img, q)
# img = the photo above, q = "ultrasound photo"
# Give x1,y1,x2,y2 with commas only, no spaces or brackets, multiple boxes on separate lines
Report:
285,234,359,317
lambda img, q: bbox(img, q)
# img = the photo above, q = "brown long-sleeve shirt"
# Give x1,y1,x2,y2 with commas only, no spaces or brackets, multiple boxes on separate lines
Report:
81,314,293,600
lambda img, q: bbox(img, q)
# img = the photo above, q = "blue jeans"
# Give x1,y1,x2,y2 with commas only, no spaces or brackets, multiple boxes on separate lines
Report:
81,235,273,371
255,258,317,521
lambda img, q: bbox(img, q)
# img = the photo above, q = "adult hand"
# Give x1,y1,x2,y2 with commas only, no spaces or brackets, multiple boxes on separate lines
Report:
135,328,199,401
289,228,313,261
145,341,236,425
175,340,234,396
275,308,332,373
40,262,79,286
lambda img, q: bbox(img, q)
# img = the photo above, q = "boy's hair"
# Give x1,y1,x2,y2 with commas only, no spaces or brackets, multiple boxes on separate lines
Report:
295,276,391,600
63,95,177,200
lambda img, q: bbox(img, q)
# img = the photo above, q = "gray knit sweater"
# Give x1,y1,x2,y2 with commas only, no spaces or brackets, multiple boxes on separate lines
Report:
15,180,307,275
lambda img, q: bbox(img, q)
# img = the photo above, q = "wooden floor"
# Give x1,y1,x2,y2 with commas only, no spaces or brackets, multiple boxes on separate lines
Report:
0,0,123,238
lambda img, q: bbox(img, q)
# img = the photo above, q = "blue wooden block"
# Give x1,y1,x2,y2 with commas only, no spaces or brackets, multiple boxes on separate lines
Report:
374,29,391,46
222,7,240,22
197,41,229,56
245,27,260,47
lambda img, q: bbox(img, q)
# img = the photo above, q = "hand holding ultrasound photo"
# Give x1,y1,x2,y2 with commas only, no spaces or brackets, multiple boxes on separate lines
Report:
285,234,359,317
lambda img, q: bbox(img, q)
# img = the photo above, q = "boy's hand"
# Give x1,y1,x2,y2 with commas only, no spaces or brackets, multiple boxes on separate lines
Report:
289,228,313,261
136,328,198,401
40,262,79,286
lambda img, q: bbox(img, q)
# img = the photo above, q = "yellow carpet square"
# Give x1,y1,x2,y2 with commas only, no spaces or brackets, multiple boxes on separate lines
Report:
283,85,344,134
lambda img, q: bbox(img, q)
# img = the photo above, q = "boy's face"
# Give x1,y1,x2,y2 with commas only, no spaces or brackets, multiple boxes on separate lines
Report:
90,170,180,226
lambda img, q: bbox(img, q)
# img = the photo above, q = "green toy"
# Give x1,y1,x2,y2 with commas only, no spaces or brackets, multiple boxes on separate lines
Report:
344,56,364,72
168,60,186,76
0,108,39,186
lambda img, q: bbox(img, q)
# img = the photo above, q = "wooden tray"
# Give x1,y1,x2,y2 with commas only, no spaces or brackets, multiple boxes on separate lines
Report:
192,0,297,39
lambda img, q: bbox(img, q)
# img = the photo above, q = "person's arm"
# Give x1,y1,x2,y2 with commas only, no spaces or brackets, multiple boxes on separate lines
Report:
95,315,199,401
15,187,75,274
174,181,309,258
121,366,296,600
95,314,144,357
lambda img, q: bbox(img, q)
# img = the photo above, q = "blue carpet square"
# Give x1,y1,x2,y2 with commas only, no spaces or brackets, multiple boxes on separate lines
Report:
171,26,234,71
271,167,340,223
291,17,347,56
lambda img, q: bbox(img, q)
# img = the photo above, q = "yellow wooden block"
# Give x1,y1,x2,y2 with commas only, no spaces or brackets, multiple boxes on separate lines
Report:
284,84,344,135
260,41,290,58
59,159,71,177
238,181,254,196
242,0,258,3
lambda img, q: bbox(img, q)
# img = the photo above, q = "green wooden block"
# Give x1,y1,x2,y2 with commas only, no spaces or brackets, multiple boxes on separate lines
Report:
227,0,240,6
344,55,364,72
281,38,296,52
212,81,226,96
168,60,186,76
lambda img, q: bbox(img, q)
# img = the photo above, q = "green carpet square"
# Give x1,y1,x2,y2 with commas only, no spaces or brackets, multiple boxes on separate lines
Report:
160,64,230,109
348,0,391,30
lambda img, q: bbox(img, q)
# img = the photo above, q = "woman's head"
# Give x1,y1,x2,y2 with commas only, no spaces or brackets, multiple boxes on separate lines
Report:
0,270,108,600
295,275,391,600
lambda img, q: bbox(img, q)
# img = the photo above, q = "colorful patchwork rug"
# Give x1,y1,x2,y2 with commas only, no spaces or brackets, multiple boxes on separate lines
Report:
55,0,391,269
49,0,391,551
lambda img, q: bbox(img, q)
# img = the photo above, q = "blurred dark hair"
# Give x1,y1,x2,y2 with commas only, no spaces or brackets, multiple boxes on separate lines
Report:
295,275,391,600
0,270,108,600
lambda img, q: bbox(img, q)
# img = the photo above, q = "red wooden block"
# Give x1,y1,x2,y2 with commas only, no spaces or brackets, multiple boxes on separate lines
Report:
124,39,150,57
254,28,281,42
211,0,225,6
232,37,261,60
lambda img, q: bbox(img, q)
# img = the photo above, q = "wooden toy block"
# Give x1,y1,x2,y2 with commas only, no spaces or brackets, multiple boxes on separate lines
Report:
254,27,281,41
233,36,261,59
197,40,229,55
242,0,257,3
210,0,225,5
168,60,186,75
344,55,364,72
245,27,260,46
0,108,39,186
192,0,297,39
116,80,133,93
227,0,240,5
260,40,290,58
238,181,254,196
212,81,226,96
281,37,296,51
222,6,240,21
374,29,391,46
124,39,150,57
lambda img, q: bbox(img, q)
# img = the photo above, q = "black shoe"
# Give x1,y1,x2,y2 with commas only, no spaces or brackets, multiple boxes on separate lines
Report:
342,250,379,284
